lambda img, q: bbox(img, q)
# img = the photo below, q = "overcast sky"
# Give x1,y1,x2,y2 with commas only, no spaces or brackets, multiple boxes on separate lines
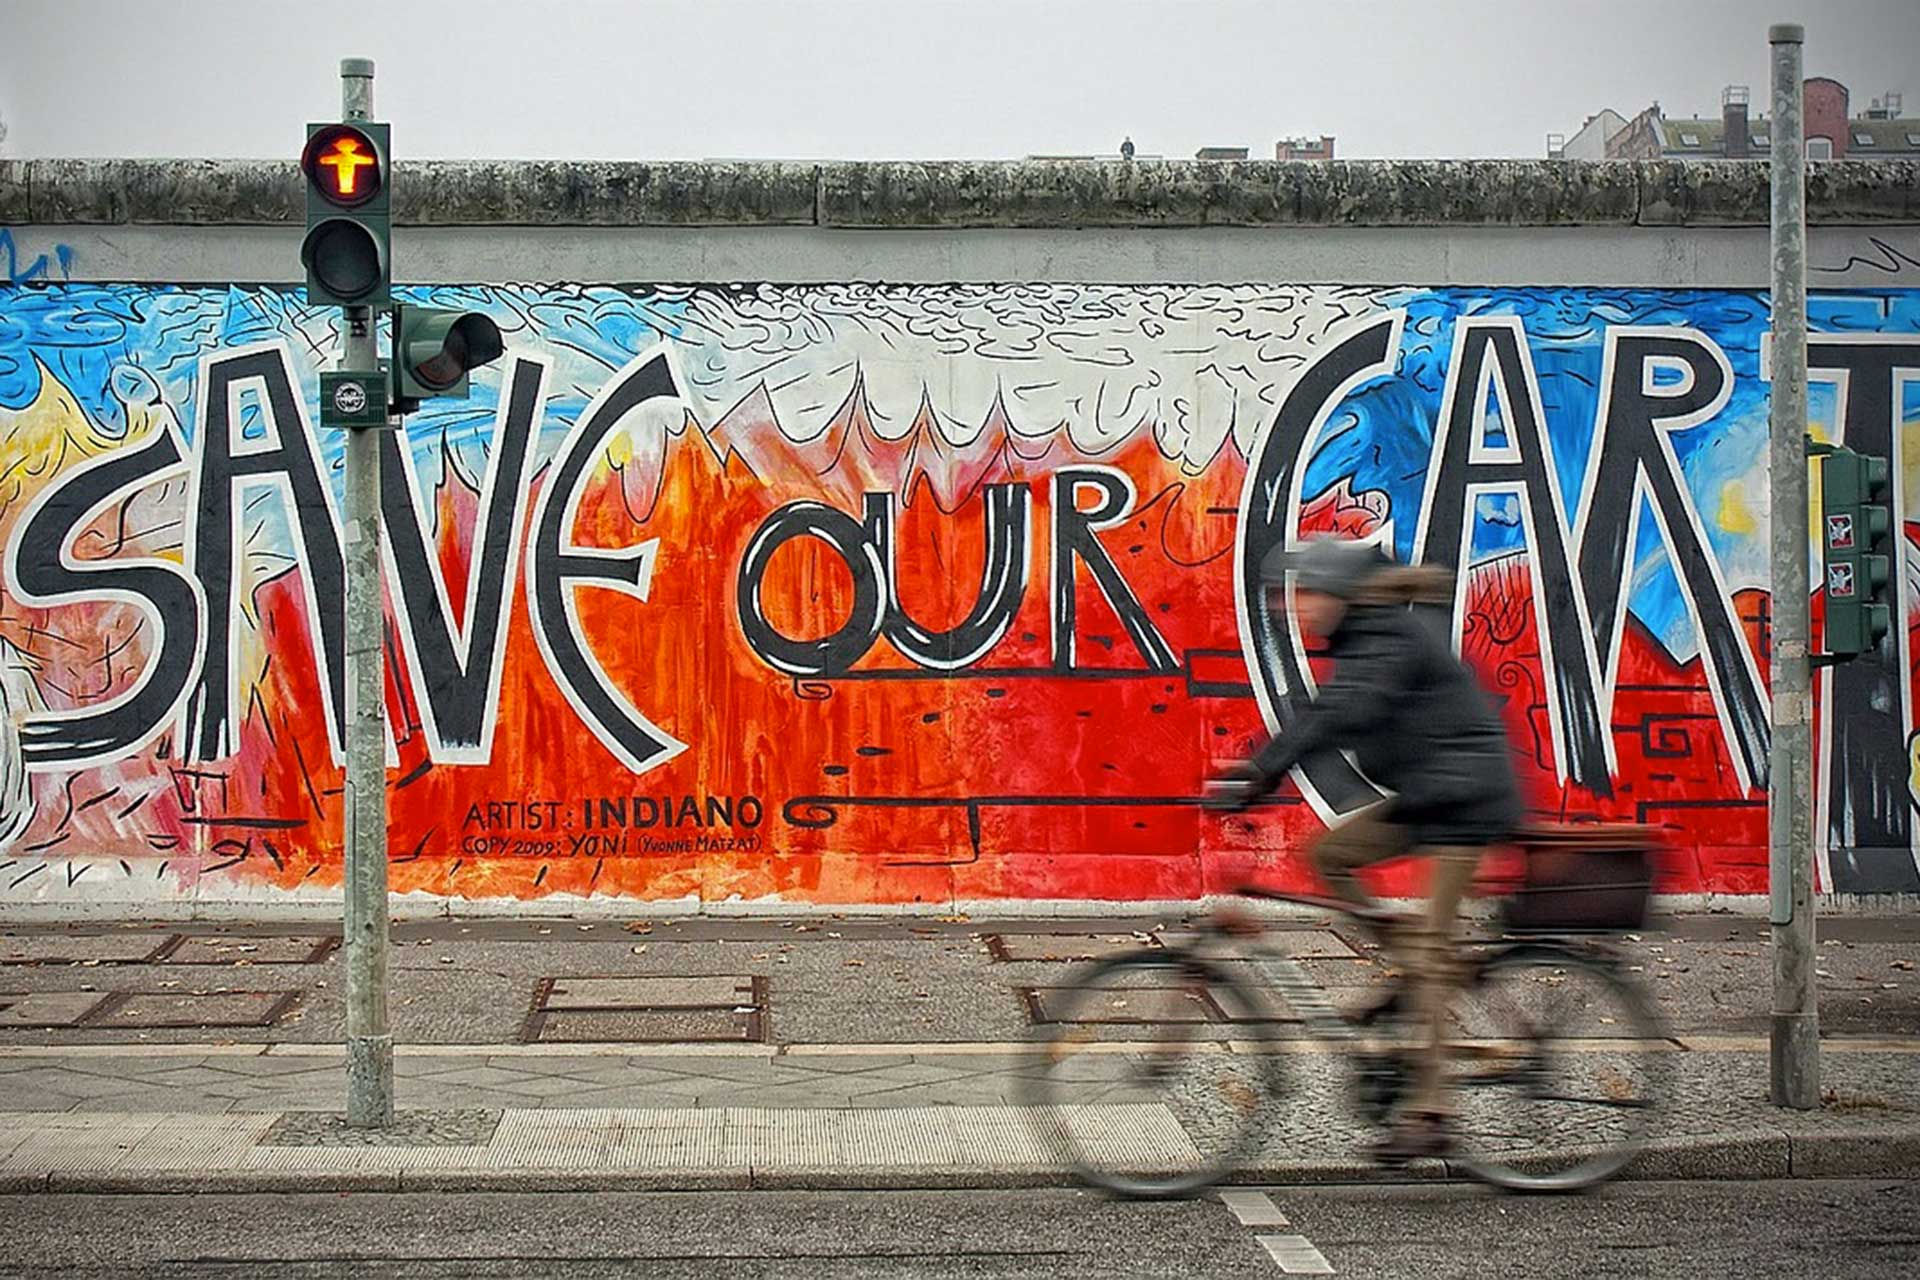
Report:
3,0,1917,161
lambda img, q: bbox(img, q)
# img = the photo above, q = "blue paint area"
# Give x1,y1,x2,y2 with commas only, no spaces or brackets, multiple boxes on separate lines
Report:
1301,287,1920,660
0,282,695,509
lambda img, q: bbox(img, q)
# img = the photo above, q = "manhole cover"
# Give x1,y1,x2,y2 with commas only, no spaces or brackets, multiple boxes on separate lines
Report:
1019,985,1218,1025
89,990,301,1030
164,936,338,965
523,974,765,1043
0,935,178,966
0,992,112,1028
260,1109,502,1147
545,976,750,1009
985,933,1160,963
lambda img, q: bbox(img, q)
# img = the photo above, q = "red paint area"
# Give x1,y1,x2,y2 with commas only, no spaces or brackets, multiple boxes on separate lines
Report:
5,405,1910,906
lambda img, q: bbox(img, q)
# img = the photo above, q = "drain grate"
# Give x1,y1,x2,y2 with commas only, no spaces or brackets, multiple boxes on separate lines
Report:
522,974,766,1044
261,1109,502,1147
162,936,339,966
87,989,303,1030
0,935,179,966
984,933,1160,963
0,991,113,1028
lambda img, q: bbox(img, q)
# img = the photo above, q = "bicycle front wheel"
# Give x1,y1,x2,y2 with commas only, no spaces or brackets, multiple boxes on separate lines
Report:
1019,948,1287,1198
1447,943,1669,1192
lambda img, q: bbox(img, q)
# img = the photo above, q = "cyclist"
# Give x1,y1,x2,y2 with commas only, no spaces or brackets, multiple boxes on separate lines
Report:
1205,536,1524,1162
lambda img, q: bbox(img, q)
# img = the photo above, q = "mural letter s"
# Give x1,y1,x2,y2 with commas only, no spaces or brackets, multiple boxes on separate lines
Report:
4,428,206,770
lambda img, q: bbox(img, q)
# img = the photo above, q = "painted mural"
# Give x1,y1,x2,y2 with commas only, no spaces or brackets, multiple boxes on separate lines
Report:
0,280,1915,907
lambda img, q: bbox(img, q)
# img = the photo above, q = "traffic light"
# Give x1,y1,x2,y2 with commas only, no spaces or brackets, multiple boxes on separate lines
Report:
389,305,504,412
1819,444,1893,657
300,122,390,306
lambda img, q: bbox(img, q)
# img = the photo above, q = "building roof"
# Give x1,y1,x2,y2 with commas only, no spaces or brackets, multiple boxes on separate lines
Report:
1659,113,1920,153
1844,117,1920,150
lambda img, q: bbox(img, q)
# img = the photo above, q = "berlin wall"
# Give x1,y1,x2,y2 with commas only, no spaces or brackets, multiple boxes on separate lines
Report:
0,157,1916,916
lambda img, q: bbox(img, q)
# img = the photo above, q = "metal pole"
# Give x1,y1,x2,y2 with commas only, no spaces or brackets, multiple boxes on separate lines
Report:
1767,22,1818,1110
338,56,393,1128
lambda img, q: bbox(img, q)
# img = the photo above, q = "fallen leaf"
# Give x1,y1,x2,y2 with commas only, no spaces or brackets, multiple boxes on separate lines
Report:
845,959,866,967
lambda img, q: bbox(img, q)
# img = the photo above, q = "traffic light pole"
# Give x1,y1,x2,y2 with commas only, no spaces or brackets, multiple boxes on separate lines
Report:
338,56,393,1128
1767,23,1819,1110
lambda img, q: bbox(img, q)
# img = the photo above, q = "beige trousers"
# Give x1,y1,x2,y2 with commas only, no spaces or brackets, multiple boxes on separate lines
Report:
1309,806,1481,1117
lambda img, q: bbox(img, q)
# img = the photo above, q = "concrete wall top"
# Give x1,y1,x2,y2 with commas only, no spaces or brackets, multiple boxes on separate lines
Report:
1,158,1914,228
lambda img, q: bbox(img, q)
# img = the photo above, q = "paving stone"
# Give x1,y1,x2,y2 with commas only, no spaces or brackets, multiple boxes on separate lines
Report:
413,1065,552,1092
1259,930,1365,959
986,934,1157,963
90,991,298,1030
0,992,110,1028
164,936,335,966
526,1084,702,1111
0,935,175,965
534,1008,755,1043
1022,986,1216,1024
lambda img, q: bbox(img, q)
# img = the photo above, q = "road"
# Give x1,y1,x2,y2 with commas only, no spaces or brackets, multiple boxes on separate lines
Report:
0,1180,1913,1278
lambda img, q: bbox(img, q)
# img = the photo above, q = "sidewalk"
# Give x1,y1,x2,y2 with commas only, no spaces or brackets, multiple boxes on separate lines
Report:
0,913,1915,1191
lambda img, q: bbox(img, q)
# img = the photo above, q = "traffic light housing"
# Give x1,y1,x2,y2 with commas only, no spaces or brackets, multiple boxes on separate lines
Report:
301,122,390,307
390,305,504,412
1819,444,1893,657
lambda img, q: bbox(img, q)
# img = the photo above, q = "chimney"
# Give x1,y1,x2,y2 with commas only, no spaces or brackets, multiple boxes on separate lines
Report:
1722,85,1751,157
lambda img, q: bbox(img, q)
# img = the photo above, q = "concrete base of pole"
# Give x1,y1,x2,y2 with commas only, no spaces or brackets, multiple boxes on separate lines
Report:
1769,1013,1821,1109
346,1035,395,1127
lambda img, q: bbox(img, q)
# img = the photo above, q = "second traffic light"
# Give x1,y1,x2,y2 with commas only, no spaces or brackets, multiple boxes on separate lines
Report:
390,305,505,413
1819,444,1893,657
301,121,390,307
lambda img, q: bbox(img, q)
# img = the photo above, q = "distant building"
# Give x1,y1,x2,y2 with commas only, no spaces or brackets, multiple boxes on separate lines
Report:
1195,146,1250,160
1549,109,1628,160
1274,135,1336,161
1563,78,1919,160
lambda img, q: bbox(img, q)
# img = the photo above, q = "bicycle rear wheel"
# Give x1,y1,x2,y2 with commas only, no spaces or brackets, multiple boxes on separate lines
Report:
1019,948,1286,1198
1447,942,1669,1192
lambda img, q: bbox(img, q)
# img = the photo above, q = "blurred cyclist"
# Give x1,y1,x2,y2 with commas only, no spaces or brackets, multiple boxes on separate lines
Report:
1205,536,1524,1162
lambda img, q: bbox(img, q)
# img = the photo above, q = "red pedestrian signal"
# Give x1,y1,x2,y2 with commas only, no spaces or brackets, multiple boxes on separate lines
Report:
302,124,384,207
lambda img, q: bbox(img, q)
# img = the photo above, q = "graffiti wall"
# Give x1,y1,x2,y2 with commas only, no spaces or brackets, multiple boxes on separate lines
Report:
0,280,1915,908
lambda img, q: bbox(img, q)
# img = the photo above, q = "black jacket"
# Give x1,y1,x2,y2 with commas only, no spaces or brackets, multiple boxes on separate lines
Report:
1244,601,1523,846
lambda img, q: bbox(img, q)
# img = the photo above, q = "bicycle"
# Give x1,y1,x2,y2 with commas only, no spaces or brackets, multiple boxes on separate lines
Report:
1020,822,1669,1197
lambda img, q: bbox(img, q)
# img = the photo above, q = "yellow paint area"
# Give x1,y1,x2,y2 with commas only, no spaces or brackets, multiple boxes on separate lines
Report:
1718,479,1758,535
0,359,118,513
1909,733,1920,815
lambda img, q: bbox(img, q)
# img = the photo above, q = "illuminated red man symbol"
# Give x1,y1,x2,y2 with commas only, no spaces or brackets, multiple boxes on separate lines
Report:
318,137,376,197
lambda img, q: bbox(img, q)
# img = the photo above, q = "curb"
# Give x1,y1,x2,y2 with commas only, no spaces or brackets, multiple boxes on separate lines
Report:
12,1126,1916,1195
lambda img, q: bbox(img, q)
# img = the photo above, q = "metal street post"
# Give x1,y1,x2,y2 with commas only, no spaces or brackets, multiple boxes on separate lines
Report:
1767,22,1818,1110
338,56,393,1127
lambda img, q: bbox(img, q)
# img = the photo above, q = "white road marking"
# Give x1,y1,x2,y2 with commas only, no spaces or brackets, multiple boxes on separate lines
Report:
1258,1233,1335,1275
1219,1189,1291,1227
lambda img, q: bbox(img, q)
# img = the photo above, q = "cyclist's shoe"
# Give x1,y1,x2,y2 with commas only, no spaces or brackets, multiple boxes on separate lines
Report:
1370,1113,1454,1165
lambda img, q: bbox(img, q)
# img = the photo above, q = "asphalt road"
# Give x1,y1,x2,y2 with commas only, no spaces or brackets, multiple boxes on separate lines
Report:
0,1180,1913,1278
